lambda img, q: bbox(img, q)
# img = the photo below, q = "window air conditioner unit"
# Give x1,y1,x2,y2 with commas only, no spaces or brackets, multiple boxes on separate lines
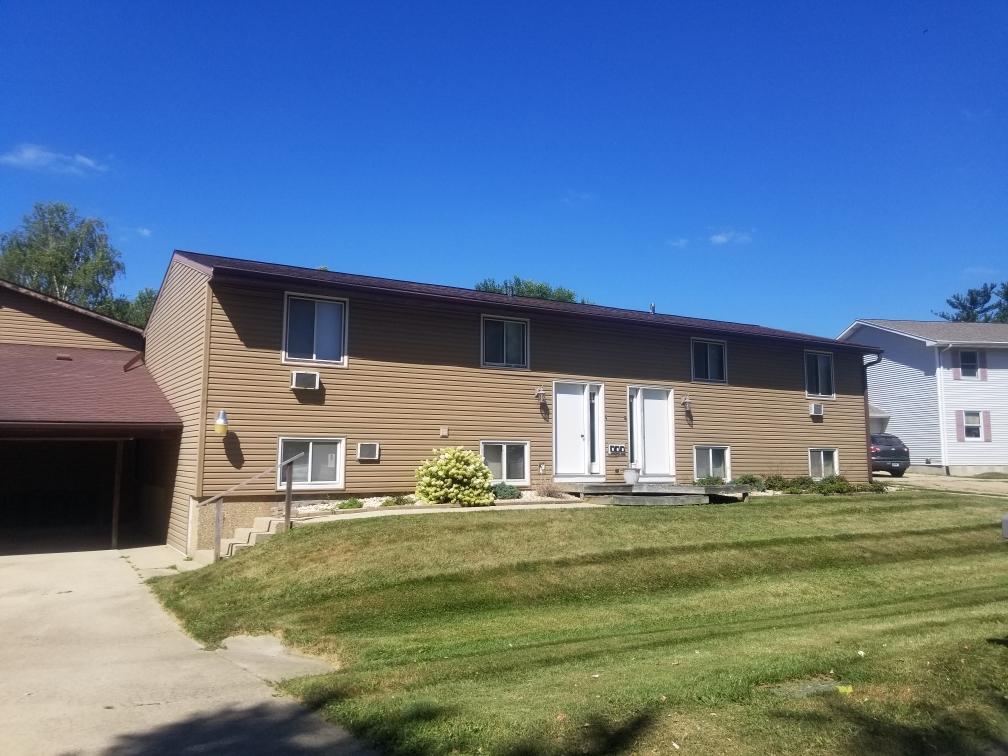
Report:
357,442,380,461
290,370,321,390
809,402,825,417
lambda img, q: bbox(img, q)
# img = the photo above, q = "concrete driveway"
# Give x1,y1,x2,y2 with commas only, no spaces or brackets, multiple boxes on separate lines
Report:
891,471,1008,498
0,546,369,755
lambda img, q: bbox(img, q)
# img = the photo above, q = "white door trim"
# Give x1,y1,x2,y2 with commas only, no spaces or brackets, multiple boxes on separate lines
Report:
552,380,606,482
627,385,676,482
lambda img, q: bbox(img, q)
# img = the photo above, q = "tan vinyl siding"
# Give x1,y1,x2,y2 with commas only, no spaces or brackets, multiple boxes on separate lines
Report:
200,281,870,497
0,287,141,350
144,260,209,551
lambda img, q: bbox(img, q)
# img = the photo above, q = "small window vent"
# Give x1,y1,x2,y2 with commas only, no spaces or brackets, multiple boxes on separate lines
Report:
809,402,825,417
357,442,380,461
290,370,321,390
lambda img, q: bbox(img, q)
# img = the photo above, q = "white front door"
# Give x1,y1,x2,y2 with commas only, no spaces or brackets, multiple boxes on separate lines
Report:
628,387,675,481
554,382,604,478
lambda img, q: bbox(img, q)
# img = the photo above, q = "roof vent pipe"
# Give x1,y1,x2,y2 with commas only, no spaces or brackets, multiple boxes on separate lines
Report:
649,303,656,314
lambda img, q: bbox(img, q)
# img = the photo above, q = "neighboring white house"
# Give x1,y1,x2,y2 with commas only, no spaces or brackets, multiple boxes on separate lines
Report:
839,320,1008,475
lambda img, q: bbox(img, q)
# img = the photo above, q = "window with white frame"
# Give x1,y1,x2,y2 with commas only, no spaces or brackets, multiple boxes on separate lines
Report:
482,316,528,368
805,351,835,397
481,441,530,485
960,351,979,379
284,294,347,364
809,448,838,479
694,446,730,481
277,438,345,489
692,339,726,382
963,411,982,440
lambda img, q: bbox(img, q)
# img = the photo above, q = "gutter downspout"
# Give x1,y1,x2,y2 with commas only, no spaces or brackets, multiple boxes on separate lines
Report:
935,344,953,475
863,352,883,481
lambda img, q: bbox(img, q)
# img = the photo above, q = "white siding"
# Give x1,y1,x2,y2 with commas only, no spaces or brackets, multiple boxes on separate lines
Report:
846,325,942,465
939,346,1008,466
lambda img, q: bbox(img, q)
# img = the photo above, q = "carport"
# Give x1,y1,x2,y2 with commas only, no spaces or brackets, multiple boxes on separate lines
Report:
0,344,180,552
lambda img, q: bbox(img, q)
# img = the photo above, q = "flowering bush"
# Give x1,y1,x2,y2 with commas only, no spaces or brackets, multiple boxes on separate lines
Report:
415,447,494,506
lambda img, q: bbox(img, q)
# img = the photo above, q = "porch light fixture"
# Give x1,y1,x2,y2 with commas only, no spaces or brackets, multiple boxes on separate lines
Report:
680,394,693,413
533,386,546,403
214,410,230,436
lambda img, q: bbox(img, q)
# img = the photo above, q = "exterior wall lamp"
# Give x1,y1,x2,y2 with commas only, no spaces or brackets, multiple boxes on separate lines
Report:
533,386,546,403
214,409,230,436
680,394,693,413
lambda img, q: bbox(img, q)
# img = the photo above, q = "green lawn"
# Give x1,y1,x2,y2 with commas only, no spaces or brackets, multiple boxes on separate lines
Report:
151,492,1008,755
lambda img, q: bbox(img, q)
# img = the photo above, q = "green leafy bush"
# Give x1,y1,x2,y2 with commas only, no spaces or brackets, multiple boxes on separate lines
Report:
812,475,855,495
415,447,494,506
338,498,363,509
492,483,521,500
730,473,766,491
783,476,816,494
695,475,725,486
762,474,789,491
380,494,414,507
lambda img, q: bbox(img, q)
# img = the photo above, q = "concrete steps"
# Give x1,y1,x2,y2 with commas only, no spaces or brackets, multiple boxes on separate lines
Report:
220,517,287,558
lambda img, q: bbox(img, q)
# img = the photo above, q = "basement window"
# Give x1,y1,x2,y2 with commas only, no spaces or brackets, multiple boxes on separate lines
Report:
277,437,345,489
809,448,838,479
694,446,730,481
481,441,530,486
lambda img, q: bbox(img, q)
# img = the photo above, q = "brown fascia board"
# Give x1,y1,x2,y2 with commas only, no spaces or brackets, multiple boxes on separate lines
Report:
0,278,144,337
202,262,879,354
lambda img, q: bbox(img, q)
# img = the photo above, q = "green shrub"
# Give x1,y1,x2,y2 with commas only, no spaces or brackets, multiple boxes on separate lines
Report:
492,483,521,500
731,473,766,491
338,497,363,509
415,447,494,506
812,475,855,495
380,494,414,507
695,475,725,486
762,474,789,491
782,476,816,494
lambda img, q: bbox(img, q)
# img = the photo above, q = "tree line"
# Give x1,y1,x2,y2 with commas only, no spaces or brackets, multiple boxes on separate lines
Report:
0,202,157,327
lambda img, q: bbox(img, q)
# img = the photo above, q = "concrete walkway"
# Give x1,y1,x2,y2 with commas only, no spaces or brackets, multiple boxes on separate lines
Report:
891,471,1008,498
294,499,604,527
0,545,371,755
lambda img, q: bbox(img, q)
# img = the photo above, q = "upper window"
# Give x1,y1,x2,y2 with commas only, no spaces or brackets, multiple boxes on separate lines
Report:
695,446,730,481
481,441,530,486
284,294,347,365
809,448,838,479
964,411,982,440
277,437,345,489
482,316,528,368
692,339,726,382
960,350,979,379
805,351,835,397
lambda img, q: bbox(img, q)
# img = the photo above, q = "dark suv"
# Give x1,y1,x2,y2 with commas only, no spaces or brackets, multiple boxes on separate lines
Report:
870,433,910,477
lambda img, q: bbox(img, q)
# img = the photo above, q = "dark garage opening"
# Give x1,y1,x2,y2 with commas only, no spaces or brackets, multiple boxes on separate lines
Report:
0,437,177,555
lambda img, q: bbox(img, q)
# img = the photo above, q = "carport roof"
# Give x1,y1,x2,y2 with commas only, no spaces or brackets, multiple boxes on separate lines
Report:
0,344,180,435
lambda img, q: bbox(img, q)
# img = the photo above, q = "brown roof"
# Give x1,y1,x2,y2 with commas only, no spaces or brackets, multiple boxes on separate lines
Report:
175,250,878,352
855,319,1008,345
0,344,180,434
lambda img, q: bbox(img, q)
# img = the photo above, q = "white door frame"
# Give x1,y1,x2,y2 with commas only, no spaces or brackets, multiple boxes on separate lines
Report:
552,380,606,482
626,385,676,482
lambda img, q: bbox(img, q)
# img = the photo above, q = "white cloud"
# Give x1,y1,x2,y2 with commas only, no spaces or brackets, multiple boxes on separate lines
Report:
709,229,752,246
136,227,152,238
665,237,689,249
0,143,107,175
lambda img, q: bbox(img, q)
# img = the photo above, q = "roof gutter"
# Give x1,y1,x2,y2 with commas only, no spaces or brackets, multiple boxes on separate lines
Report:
862,351,883,480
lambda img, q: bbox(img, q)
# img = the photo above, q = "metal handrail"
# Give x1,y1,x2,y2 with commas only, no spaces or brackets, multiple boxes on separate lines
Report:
199,452,305,562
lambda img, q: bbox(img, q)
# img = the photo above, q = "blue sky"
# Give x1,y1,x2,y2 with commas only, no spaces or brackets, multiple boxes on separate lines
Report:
1,1,1005,337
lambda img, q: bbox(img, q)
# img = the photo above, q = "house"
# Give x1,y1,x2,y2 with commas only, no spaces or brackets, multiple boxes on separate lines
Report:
839,319,1008,475
140,251,881,554
0,280,181,549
